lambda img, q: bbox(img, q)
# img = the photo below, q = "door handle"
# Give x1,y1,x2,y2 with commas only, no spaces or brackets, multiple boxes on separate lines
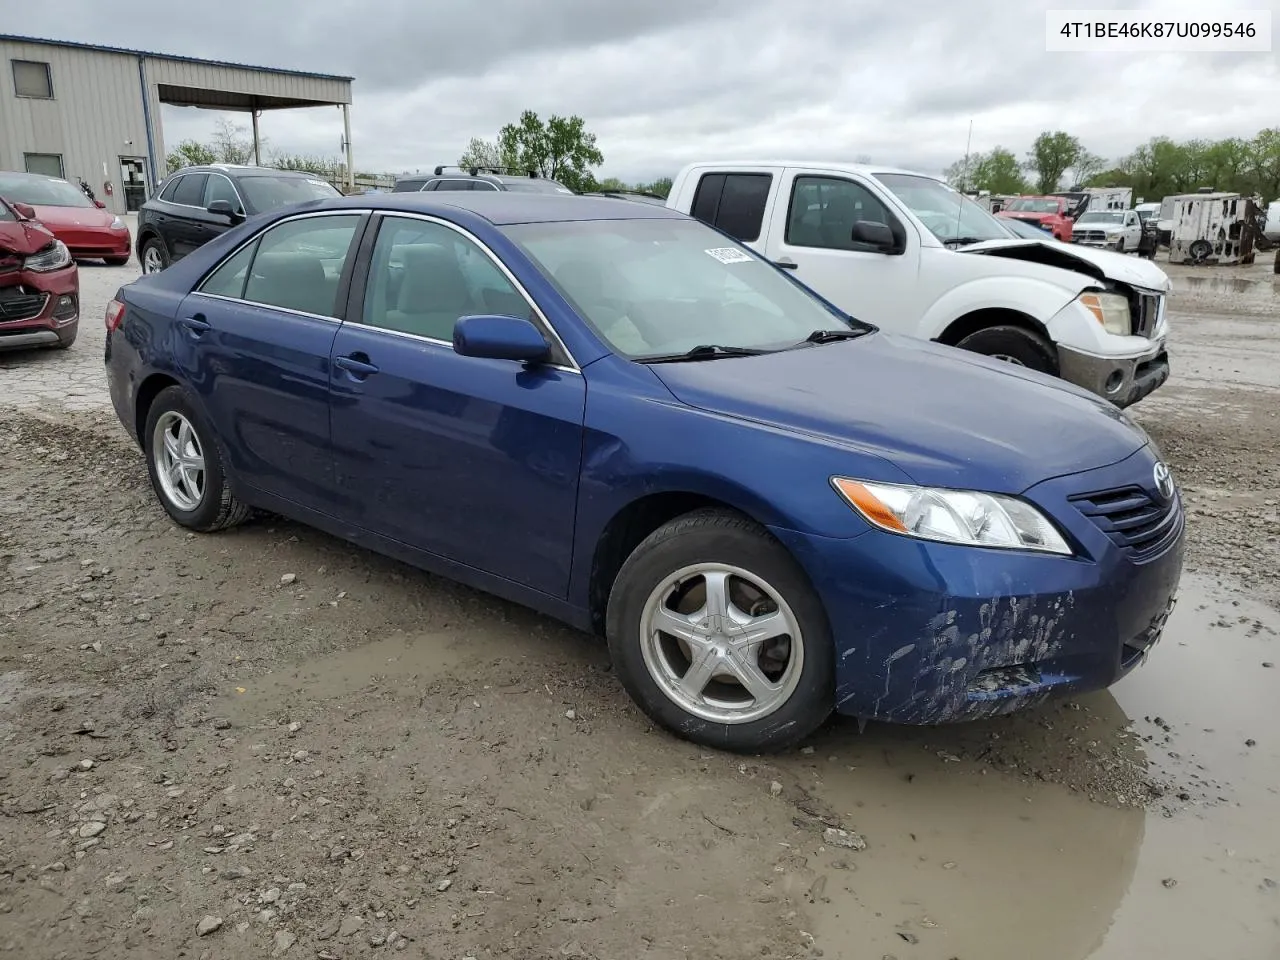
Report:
334,354,380,378
774,258,799,270
179,315,211,334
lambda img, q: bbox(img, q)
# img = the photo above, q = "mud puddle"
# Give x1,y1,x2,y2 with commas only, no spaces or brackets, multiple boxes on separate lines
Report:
787,573,1279,959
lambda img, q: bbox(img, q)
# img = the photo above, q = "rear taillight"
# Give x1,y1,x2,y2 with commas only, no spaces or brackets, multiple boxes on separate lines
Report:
105,299,125,333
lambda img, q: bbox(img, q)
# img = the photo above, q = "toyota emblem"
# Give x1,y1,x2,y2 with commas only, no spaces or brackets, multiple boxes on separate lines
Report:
1153,462,1174,501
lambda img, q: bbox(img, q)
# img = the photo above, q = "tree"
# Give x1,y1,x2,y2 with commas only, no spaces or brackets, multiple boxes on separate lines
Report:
166,139,218,173
944,147,1028,194
270,152,343,178
1066,150,1107,189
1026,131,1083,194
492,110,604,193
458,136,518,172
640,176,673,198
210,117,257,164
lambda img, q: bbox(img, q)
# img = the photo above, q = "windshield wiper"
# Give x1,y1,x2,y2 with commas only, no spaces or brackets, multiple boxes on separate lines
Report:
641,344,770,363
800,328,872,346
944,236,987,247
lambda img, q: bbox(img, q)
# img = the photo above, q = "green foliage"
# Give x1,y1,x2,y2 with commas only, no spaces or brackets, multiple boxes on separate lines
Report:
165,139,218,173
472,110,604,192
944,147,1028,194
951,128,1280,202
270,153,344,178
458,136,519,173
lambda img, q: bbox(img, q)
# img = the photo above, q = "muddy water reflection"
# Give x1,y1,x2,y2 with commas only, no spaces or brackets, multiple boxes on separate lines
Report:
787,573,1279,959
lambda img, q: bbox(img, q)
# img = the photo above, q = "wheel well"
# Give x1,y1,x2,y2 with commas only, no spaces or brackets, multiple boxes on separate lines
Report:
133,373,179,447
935,309,1057,368
588,492,739,636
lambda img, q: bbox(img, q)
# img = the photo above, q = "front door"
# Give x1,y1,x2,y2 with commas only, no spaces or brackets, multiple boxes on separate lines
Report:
119,157,148,212
327,213,586,598
172,211,365,510
762,170,921,329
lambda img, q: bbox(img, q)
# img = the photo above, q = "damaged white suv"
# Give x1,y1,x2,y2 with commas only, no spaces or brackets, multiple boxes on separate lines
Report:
667,162,1170,407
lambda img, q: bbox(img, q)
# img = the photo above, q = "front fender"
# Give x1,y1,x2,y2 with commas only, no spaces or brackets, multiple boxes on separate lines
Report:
916,274,1080,341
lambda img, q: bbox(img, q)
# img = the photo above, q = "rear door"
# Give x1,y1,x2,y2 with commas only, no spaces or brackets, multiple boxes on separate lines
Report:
172,211,365,511
167,173,210,260
683,169,778,254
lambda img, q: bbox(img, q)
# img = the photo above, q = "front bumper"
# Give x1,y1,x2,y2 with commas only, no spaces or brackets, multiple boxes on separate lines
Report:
1058,339,1169,408
65,229,132,261
770,445,1185,724
0,265,79,351
1073,237,1123,249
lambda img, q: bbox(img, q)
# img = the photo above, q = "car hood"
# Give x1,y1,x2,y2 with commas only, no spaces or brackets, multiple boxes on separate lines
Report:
647,332,1148,494
960,237,1171,292
27,204,118,230
0,218,57,257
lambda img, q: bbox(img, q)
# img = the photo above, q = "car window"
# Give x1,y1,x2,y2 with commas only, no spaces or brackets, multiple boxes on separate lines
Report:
361,216,535,342
0,172,94,208
237,175,341,213
875,173,1010,244
432,180,474,191
241,214,361,317
204,174,241,211
159,176,182,202
785,176,898,251
501,179,572,194
689,173,771,242
199,240,258,298
173,174,208,207
506,217,860,359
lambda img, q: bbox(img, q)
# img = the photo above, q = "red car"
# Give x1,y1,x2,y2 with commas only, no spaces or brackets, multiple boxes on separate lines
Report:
0,196,79,351
996,196,1075,243
0,171,131,265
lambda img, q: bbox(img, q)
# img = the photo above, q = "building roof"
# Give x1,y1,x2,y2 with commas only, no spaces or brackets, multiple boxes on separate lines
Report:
0,34,353,82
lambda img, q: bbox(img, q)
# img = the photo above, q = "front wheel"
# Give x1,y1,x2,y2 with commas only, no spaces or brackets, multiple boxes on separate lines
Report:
1115,239,1125,253
143,386,249,532
955,325,1057,374
104,256,130,267
605,509,834,753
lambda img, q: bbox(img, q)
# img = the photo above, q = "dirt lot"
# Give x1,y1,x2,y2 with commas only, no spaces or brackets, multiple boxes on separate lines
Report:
1,252,1278,960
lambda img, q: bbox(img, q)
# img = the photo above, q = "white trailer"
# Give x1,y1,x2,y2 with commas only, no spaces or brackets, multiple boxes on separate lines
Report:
1167,192,1259,265
1083,186,1133,211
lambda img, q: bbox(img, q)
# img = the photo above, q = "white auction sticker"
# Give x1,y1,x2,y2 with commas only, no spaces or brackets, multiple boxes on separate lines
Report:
704,247,754,264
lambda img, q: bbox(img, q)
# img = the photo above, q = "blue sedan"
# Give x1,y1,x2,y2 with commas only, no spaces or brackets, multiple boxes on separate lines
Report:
104,193,1185,752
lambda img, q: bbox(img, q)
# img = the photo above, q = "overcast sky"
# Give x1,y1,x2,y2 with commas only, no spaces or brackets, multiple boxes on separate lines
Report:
8,0,1278,181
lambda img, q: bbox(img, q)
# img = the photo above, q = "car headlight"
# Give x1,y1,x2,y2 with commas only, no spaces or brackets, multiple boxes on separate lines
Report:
832,478,1072,555
110,216,126,230
23,240,72,273
1077,291,1131,336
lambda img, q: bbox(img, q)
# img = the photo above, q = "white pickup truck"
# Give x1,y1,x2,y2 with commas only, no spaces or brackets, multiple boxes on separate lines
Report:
667,161,1171,407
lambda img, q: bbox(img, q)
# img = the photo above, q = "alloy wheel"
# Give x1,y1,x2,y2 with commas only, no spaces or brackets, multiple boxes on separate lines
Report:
152,411,206,511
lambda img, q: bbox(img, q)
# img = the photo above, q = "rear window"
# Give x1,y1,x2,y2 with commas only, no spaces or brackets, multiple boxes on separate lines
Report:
501,179,574,195
238,175,341,213
688,173,771,242
392,179,426,192
172,174,209,207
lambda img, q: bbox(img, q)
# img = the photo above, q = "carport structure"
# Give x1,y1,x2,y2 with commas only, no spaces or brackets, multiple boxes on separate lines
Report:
0,35,354,212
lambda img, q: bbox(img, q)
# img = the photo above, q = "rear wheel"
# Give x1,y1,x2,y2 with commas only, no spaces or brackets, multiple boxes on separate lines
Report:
605,509,834,753
955,325,1057,374
143,386,249,532
140,237,169,275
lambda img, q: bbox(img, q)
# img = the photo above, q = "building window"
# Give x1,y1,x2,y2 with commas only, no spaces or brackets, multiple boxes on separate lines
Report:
23,153,64,178
12,60,53,99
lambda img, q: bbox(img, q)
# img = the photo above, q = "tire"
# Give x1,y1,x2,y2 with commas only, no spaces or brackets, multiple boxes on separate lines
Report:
143,385,250,532
1189,239,1212,262
605,508,834,753
1115,239,1125,254
140,237,170,275
104,256,130,267
955,324,1057,374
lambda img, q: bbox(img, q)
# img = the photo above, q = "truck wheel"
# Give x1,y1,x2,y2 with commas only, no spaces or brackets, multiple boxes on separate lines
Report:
605,509,835,753
955,325,1057,374
1115,239,1125,253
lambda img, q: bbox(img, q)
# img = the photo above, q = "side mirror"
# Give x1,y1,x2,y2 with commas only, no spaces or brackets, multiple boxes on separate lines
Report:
207,199,244,223
850,220,895,251
11,202,37,220
93,199,106,209
453,315,551,364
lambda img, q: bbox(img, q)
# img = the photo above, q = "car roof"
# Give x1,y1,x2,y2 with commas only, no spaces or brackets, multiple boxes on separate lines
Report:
676,160,930,179
298,191,687,225
168,165,319,179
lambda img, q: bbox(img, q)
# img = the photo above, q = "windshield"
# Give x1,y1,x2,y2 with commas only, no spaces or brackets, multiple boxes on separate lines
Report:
1001,217,1056,241
238,175,341,212
1004,198,1061,214
874,173,1010,243
1078,211,1124,225
501,179,575,195
504,218,860,358
0,173,93,208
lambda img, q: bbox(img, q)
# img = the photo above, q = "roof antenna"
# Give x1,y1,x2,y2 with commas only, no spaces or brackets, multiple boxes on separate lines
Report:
954,118,973,242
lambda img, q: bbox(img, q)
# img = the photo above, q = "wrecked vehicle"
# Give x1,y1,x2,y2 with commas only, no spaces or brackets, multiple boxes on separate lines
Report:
997,195,1076,241
0,195,79,351
103,192,1187,753
668,162,1171,407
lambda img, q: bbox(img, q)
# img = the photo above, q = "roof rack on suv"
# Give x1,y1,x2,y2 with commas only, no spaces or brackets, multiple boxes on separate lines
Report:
432,164,541,178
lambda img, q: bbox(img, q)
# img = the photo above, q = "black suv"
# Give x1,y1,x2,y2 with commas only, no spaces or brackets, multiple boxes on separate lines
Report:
393,165,574,195
135,165,342,274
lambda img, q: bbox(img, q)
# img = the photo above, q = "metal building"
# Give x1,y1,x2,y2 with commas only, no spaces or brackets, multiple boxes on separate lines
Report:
0,35,353,216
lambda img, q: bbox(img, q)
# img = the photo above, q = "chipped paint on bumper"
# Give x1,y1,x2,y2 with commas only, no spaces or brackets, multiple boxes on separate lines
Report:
769,445,1186,725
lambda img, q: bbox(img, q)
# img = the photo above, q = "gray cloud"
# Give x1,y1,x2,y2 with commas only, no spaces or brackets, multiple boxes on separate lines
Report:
11,0,1280,183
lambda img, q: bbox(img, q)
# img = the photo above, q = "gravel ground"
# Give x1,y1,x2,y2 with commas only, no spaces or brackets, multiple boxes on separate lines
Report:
1,249,1277,959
